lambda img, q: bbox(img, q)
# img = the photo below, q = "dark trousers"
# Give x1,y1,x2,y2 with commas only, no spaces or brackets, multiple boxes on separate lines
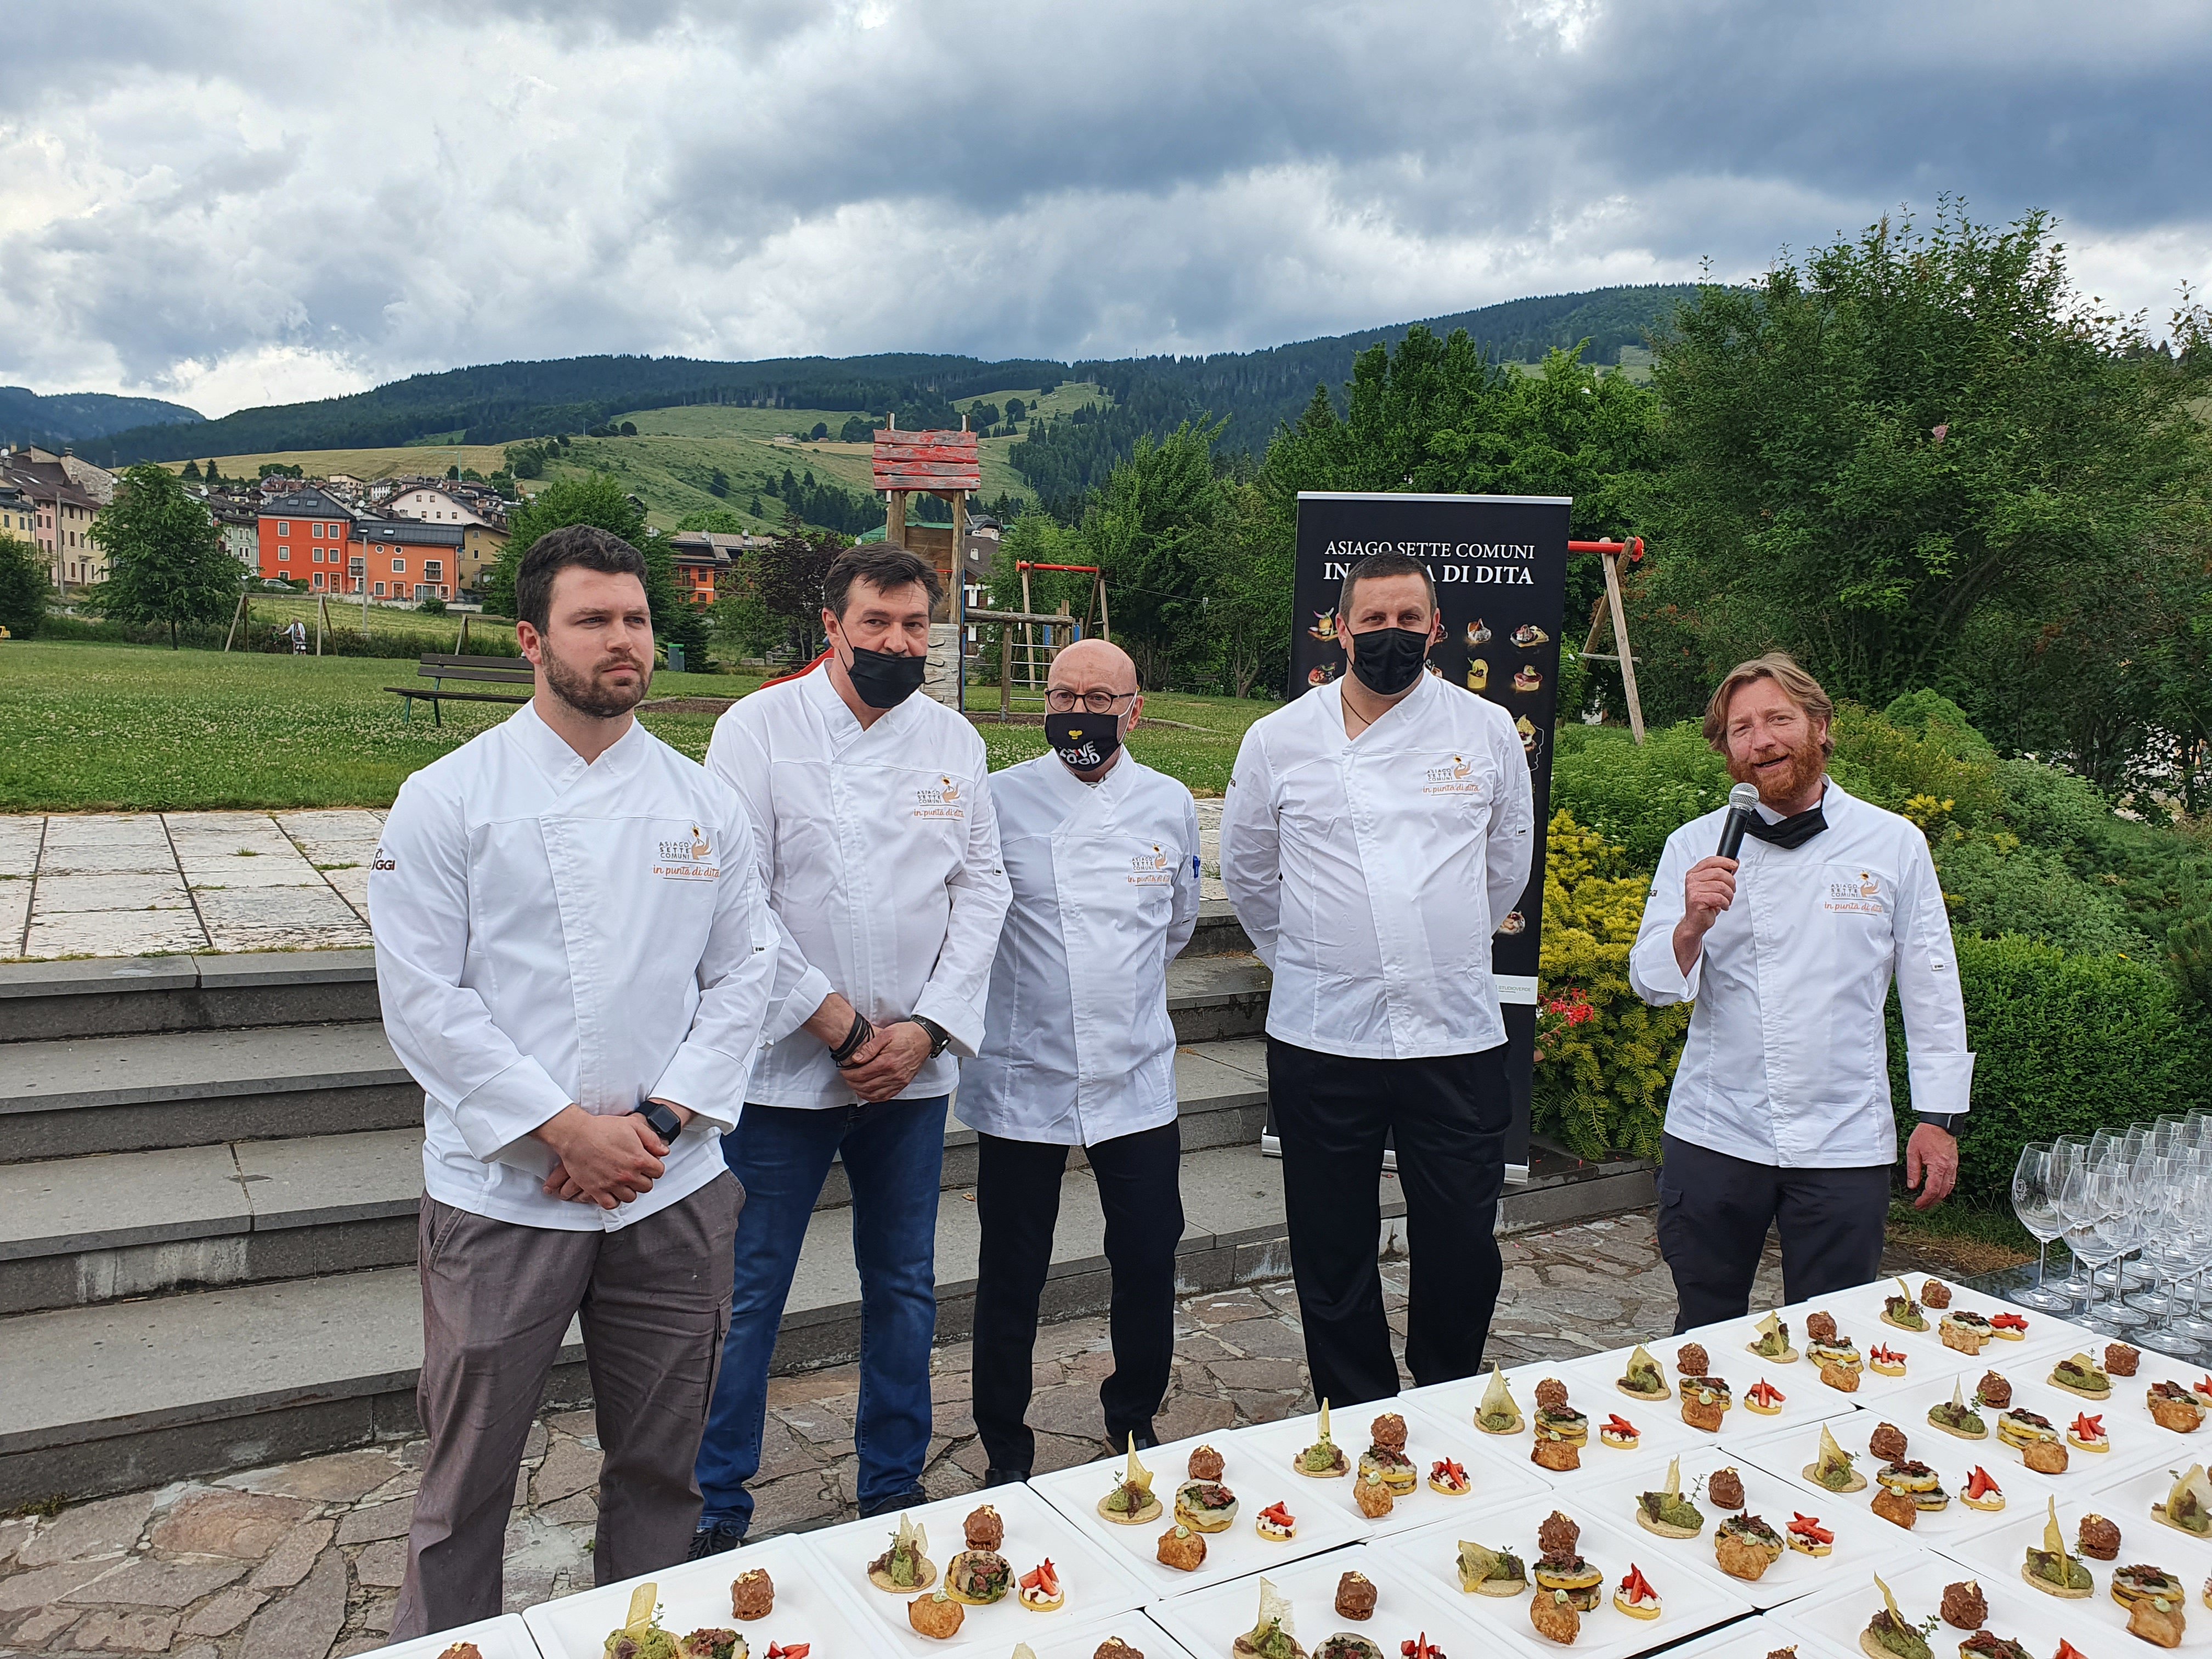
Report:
1656,1132,1892,1331
1268,1037,1510,1410
392,1175,741,1642
971,1121,1184,1473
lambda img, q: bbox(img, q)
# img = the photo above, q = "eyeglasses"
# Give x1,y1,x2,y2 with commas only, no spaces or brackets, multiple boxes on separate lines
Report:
1045,687,1137,714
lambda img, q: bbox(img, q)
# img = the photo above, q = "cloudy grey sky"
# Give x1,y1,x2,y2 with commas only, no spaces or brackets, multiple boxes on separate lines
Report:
5,0,2209,415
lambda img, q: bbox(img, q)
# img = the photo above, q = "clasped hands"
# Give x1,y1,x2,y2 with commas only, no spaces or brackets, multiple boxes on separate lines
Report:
534,1101,689,1210
805,992,932,1103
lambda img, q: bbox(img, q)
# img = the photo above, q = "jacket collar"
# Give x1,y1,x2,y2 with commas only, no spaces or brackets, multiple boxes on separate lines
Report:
505,699,650,791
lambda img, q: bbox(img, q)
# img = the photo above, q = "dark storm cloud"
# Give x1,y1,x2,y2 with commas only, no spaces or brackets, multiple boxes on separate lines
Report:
4,0,2207,412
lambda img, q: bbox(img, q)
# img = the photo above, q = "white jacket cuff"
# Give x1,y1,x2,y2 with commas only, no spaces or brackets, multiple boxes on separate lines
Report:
648,1046,745,1135
1630,938,1701,1003
912,985,986,1059
453,1056,573,1167
765,965,834,1046
1907,1049,1976,1118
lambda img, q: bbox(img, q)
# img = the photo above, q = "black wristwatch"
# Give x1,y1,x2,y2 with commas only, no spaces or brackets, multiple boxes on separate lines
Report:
1917,1111,1965,1134
911,1016,953,1058
631,1100,684,1142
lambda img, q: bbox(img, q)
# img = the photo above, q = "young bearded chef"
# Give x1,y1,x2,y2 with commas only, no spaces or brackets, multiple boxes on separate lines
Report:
1630,652,1970,1327
691,545,1012,1553
1219,550,1534,1409
959,638,1203,1482
371,527,774,1640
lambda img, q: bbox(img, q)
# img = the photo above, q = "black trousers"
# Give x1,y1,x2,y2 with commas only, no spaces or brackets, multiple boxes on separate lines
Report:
1268,1037,1510,1410
1656,1132,1893,1331
971,1121,1183,1474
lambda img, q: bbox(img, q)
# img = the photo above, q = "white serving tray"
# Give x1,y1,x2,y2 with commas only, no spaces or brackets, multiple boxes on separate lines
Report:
350,1613,541,1659
1720,1413,2067,1546
1144,1539,1497,1659
1659,1612,1804,1659
1935,1489,2212,1658
1027,1425,1369,1597
1221,1399,1556,1538
2086,1454,2212,1572
1764,1543,2103,1659
1390,1504,1756,1659
803,1480,1148,1657
1402,1354,1709,1480
520,1531,875,1658
1586,1331,1860,1442
1573,1442,1921,1610
1875,1364,2182,1482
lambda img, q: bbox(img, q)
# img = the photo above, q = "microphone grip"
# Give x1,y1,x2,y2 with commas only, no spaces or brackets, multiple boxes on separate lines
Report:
1716,809,1751,862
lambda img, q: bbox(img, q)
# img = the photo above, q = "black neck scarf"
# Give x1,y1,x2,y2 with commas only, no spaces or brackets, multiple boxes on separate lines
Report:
1742,803,1829,849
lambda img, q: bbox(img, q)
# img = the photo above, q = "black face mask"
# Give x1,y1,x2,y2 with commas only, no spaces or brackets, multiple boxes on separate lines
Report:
840,642,928,709
1045,710,1121,773
1346,625,1430,696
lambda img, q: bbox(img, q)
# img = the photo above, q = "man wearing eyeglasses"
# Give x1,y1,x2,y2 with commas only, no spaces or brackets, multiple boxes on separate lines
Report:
958,637,1203,1482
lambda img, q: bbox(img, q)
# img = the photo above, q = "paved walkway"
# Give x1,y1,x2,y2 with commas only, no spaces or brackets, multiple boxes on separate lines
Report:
0,1216,1818,1658
0,804,1226,962
1,814,382,963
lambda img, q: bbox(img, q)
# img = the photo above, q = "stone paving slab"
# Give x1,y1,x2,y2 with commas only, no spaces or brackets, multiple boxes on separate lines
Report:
4,814,378,963
0,1212,1876,1657
0,1144,252,1261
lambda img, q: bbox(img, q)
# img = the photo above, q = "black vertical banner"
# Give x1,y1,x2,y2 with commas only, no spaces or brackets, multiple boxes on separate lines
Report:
1288,492,1572,1175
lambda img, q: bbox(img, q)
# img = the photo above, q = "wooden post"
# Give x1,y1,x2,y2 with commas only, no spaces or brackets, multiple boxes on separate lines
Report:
1600,550,1646,743
222,590,247,653
455,612,471,655
315,593,329,656
1095,571,1110,642
1018,566,1035,695
888,491,907,549
999,625,1012,721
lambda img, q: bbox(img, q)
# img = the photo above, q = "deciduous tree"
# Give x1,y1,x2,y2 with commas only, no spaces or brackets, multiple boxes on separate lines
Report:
88,464,241,648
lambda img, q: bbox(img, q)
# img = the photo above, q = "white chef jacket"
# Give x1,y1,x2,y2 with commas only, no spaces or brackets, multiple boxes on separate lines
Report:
1628,778,1974,1167
1218,673,1535,1060
705,664,1012,1108
959,752,1204,1146
369,704,775,1232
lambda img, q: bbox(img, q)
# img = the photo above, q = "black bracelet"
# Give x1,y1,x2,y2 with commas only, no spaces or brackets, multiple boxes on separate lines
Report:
828,1009,874,1067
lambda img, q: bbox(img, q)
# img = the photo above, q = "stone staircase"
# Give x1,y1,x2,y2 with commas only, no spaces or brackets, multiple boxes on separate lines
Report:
0,901,1655,1507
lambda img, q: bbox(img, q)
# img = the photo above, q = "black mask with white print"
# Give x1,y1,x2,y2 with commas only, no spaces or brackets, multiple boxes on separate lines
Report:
1045,710,1121,773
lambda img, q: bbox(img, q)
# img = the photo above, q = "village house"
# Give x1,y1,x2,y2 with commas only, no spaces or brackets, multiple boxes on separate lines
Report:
256,483,359,591
354,517,461,602
666,528,768,604
1,447,108,590
386,483,507,595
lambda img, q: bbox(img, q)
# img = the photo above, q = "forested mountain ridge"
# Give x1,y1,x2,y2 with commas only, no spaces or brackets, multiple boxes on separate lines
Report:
77,285,1695,477
0,386,204,448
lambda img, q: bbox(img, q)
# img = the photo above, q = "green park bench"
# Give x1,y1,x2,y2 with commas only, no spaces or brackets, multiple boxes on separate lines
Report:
386,653,534,726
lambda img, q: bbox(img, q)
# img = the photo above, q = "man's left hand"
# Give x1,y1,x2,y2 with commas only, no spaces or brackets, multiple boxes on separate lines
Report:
840,1020,933,1103
1905,1122,1959,1211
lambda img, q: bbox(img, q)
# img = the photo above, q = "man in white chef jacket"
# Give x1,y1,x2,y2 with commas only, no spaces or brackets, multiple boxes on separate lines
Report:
959,638,1203,1482
371,526,775,1640
690,545,1012,1553
1219,550,1534,1410
1630,652,1970,1327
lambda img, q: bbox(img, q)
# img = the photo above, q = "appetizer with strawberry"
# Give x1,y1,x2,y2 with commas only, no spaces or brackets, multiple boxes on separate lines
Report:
1746,1380,1786,1417
2067,1413,2108,1453
1427,1458,1470,1496
1961,1466,2006,1513
1786,1514,1833,1556
1599,1413,1640,1451
1255,1500,1297,1543
1015,1558,1062,1612
1869,1345,1908,1378
1613,1564,1662,1621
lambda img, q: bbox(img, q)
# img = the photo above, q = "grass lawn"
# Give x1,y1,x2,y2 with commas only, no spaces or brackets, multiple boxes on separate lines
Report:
235,594,520,646
0,640,1266,811
159,441,512,483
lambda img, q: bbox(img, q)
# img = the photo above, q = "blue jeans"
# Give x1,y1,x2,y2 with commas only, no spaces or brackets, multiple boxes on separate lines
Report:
695,1095,947,1531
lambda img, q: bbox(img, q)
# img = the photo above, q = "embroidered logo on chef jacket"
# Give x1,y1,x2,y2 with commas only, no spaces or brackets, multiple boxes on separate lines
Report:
371,847,396,871
653,825,720,881
913,777,967,820
1420,754,1485,797
1822,870,1888,915
1127,845,1176,886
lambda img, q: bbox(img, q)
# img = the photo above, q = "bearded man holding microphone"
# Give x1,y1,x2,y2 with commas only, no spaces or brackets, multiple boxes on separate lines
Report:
1630,653,1972,1328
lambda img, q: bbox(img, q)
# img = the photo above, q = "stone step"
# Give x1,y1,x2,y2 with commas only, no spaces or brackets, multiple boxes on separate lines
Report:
0,1141,1320,1508
0,953,1269,1164
0,1041,1272,1314
0,901,1259,1043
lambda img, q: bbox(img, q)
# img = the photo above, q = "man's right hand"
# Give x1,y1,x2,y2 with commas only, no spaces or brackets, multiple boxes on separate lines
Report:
534,1105,667,1210
1673,855,1739,975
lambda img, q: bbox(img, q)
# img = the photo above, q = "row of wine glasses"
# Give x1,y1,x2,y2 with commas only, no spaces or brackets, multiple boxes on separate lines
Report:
2013,1115,2212,1353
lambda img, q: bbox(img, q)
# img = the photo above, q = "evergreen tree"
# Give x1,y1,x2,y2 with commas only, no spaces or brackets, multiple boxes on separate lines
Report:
481,473,709,665
181,460,201,481
88,465,242,648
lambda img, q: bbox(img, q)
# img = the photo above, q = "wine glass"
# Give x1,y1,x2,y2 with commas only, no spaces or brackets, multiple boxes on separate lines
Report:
2117,1126,2155,1288
2129,1146,2179,1315
2059,1155,2115,1328
2049,1135,2092,1304
2092,1162,2151,1330
2009,1143,2074,1311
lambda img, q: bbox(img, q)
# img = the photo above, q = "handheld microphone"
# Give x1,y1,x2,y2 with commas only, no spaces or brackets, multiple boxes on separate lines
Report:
1716,782,1760,861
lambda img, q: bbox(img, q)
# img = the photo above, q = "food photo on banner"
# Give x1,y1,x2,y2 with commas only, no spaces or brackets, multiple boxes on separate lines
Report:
1284,490,1573,1177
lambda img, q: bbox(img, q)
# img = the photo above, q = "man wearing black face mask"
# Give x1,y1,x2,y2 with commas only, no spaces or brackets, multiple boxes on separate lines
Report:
960,639,1202,1481
1219,551,1534,1408
692,546,1012,1553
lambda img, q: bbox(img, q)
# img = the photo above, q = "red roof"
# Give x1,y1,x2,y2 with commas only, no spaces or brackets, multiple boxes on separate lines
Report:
873,429,981,493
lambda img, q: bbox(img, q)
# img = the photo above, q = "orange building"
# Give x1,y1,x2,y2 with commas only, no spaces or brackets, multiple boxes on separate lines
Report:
256,484,357,590
353,519,460,601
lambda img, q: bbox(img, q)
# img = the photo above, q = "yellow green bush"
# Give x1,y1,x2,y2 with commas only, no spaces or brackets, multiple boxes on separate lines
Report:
1533,810,1690,1160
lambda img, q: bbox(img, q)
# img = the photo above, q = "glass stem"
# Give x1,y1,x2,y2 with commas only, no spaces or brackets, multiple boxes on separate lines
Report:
2034,1240,2049,1291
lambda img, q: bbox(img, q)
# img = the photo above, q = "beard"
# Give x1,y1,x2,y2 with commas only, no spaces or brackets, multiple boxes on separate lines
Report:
1728,734,1826,808
543,647,651,719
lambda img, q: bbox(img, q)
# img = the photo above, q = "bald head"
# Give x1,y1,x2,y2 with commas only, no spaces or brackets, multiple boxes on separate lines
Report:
1050,637,1138,696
